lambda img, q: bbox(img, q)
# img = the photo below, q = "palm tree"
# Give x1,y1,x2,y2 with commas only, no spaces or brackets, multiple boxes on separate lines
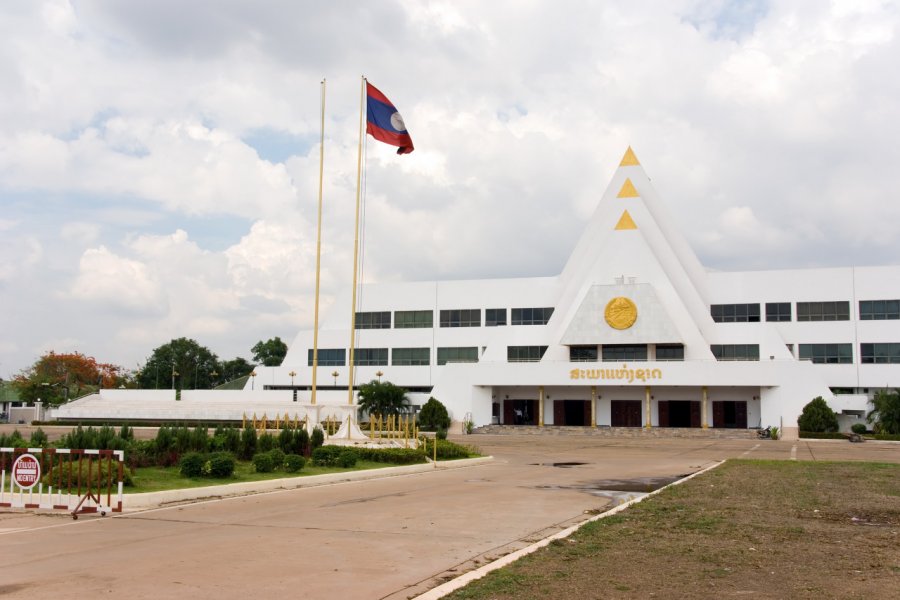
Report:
356,380,410,418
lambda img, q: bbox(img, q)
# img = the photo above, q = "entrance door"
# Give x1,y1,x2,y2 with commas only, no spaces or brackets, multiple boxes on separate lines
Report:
611,400,642,427
554,400,590,426
712,401,748,428
658,401,701,428
504,399,538,425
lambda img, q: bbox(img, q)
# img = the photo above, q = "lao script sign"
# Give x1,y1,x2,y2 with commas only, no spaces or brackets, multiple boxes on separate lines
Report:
12,453,41,490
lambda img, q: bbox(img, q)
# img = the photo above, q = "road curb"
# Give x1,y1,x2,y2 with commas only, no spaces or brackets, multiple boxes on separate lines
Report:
412,459,726,600
124,456,494,509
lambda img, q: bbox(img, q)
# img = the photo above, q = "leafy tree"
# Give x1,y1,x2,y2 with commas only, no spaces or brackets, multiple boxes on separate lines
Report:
218,357,255,383
798,396,839,432
417,397,451,431
137,338,220,390
356,380,410,418
13,351,126,405
252,337,288,367
867,389,900,434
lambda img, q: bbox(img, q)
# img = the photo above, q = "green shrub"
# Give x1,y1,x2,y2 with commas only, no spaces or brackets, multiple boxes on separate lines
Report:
336,449,358,468
207,452,236,478
284,454,306,473
850,423,867,435
174,426,192,453
798,397,839,433
0,429,26,448
222,426,241,453
29,427,48,447
353,447,427,465
278,428,294,453
258,432,276,453
43,459,133,487
868,389,900,434
268,448,286,469
426,439,478,460
119,424,134,442
417,397,451,431
311,427,324,451
874,432,900,441
294,428,310,455
436,427,448,440
253,452,275,473
311,445,345,467
239,426,257,460
179,452,205,477
191,426,209,453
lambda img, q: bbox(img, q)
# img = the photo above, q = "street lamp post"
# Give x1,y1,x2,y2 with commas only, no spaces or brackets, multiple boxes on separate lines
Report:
331,370,339,387
251,371,257,390
210,370,218,389
288,370,297,388
375,370,384,382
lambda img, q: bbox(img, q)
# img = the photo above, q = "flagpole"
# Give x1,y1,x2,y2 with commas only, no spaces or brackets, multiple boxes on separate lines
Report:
347,75,366,407
310,78,326,406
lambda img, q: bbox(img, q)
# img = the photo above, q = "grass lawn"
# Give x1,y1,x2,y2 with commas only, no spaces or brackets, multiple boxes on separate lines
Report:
126,459,395,494
445,460,900,600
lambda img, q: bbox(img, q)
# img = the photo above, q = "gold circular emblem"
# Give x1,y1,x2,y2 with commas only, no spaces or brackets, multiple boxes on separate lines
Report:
605,297,637,330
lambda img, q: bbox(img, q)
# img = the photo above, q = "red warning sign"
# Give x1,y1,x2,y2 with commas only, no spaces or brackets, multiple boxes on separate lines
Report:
12,453,41,490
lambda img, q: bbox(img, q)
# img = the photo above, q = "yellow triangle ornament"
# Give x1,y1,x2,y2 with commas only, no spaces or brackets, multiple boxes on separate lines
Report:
620,146,640,166
617,178,639,198
614,210,637,230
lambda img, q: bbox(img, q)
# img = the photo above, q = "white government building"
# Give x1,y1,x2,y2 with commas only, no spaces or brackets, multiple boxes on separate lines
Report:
55,148,899,440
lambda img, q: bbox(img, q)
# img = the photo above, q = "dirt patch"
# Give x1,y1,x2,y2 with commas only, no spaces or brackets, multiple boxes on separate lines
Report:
445,460,900,599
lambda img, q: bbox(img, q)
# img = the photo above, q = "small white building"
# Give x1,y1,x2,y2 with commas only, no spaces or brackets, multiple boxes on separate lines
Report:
249,147,900,440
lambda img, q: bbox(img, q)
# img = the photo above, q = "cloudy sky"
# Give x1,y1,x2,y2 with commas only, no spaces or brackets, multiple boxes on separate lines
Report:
1,0,899,377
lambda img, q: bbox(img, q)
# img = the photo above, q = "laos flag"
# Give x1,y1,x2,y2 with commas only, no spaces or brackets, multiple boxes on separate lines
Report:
366,82,414,155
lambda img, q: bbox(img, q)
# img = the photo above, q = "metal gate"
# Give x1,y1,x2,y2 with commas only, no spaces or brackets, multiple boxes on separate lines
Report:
1,447,125,519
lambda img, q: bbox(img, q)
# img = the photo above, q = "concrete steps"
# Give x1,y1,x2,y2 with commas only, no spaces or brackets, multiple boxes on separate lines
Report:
473,424,759,439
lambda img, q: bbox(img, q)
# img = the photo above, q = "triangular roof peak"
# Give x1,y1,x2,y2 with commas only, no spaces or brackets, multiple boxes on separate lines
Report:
620,146,640,167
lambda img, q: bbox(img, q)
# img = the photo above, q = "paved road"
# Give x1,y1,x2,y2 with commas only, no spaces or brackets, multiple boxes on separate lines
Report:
2,435,898,599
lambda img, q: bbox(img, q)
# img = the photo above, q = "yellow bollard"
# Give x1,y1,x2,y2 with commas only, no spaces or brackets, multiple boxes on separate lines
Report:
275,414,280,430
242,413,247,429
252,412,258,429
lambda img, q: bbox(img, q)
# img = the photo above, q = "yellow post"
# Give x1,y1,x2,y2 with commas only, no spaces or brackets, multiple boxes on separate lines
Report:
310,79,326,406
701,386,709,429
346,76,366,407
275,414,280,430
645,386,652,429
242,413,246,429
591,386,597,428
404,416,409,448
538,386,545,427
262,413,267,431
252,412,258,429
433,432,437,467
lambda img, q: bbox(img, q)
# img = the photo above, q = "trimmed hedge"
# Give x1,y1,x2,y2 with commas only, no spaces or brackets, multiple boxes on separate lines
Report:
799,431,848,439
353,447,427,465
284,454,306,472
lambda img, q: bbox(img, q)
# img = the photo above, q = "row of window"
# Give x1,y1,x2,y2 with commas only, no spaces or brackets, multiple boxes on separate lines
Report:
354,308,555,329
711,299,900,323
310,346,549,365
308,342,900,367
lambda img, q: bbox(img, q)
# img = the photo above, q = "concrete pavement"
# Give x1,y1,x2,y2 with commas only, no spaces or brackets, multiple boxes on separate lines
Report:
2,435,898,599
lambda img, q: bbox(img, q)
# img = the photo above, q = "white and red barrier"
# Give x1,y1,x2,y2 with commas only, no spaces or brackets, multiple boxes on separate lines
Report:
0,447,125,518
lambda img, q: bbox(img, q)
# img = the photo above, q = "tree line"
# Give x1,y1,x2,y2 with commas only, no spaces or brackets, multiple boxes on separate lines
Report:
9,336,288,405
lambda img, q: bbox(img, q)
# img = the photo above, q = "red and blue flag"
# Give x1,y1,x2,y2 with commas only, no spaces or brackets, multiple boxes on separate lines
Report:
366,82,414,155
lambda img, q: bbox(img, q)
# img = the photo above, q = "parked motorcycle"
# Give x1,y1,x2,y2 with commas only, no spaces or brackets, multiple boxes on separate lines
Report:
757,426,772,439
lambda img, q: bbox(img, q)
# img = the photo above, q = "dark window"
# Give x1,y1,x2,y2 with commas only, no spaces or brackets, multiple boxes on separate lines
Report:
511,307,555,325
765,302,792,322
437,347,479,365
569,345,598,362
391,347,430,366
439,309,481,327
655,344,684,361
796,301,850,322
355,311,391,329
602,344,648,362
353,348,388,366
507,346,548,362
798,343,853,364
710,345,760,361
710,303,760,323
485,308,507,327
859,300,900,320
394,310,433,329
860,343,900,364
307,348,346,366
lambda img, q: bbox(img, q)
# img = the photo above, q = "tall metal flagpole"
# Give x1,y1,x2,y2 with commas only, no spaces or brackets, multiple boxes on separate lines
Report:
310,79,326,406
347,76,366,407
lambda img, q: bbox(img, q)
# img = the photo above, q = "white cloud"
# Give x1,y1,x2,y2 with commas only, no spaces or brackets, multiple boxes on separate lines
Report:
1,0,900,374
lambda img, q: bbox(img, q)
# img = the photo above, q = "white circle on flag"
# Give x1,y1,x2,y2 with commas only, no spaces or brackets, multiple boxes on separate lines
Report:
390,112,406,132
12,453,41,490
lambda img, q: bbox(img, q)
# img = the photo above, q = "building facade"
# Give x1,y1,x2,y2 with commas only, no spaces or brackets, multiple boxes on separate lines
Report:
249,148,900,440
